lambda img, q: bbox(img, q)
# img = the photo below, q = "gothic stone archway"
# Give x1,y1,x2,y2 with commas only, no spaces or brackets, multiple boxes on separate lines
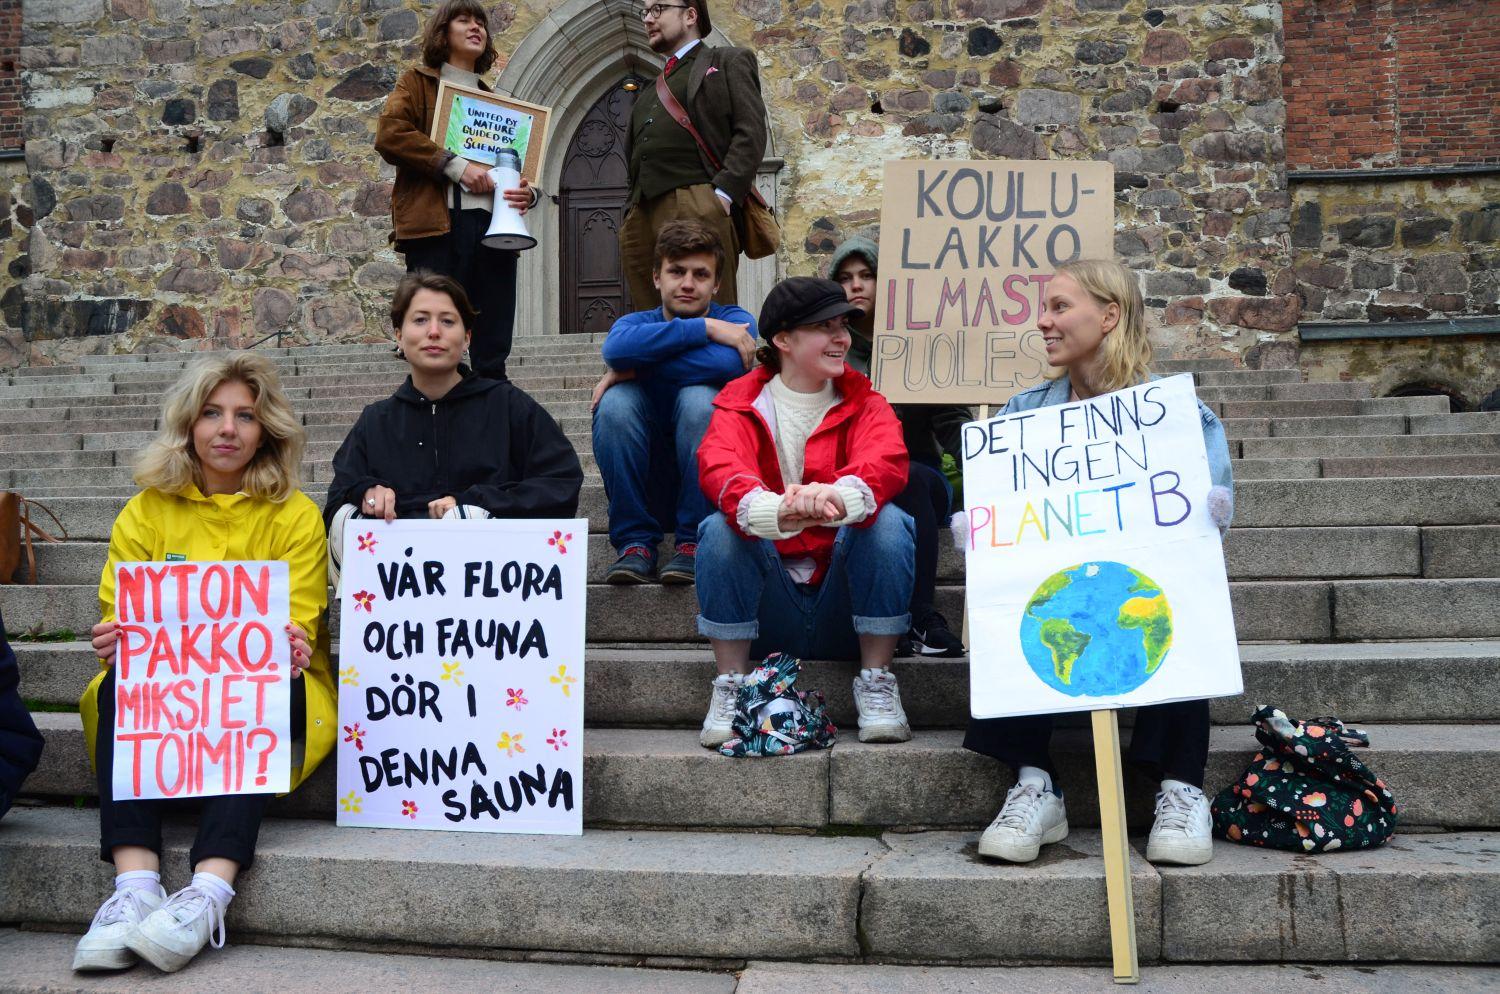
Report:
497,0,781,339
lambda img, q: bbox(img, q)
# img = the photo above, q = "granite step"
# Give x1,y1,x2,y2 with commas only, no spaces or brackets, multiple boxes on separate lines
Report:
4,574,1500,644
0,807,1494,965
19,524,1500,588
0,930,738,994
14,639,1500,726
22,717,1500,830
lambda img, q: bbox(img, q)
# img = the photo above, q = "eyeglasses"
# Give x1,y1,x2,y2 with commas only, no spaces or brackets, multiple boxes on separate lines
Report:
639,3,689,20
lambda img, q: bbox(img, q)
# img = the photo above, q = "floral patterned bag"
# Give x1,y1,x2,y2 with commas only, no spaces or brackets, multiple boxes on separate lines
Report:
1211,705,1398,853
719,653,837,758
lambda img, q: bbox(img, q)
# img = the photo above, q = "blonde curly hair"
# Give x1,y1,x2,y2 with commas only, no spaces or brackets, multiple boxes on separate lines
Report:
133,352,305,501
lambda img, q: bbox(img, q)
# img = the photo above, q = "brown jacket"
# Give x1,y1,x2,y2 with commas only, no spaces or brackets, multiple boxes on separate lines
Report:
626,44,768,206
375,65,471,243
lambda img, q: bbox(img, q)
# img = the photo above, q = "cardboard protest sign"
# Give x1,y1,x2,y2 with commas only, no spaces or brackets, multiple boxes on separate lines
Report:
961,375,1241,718
873,159,1114,405
430,80,551,183
336,520,587,835
112,561,293,800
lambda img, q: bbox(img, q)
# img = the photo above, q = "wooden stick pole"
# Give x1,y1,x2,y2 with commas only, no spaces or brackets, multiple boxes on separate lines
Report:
1091,708,1140,984
961,404,990,648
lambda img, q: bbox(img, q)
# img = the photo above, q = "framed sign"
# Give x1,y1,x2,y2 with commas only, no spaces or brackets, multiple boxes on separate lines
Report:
430,80,551,183
873,159,1115,406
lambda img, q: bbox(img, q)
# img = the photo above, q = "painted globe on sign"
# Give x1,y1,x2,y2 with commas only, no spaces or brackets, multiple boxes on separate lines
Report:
1018,562,1173,697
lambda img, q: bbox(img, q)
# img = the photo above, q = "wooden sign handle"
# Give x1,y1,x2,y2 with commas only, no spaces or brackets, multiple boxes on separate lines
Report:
1091,708,1140,984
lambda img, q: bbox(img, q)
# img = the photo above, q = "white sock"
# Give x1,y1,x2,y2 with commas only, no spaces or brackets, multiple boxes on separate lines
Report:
1017,765,1054,793
1162,778,1202,798
189,871,236,913
114,869,164,898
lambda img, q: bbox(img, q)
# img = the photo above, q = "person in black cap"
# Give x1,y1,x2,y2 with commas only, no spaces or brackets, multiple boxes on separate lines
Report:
693,276,916,749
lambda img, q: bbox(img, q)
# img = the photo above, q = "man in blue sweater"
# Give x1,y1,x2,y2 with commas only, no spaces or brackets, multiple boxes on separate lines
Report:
591,220,757,584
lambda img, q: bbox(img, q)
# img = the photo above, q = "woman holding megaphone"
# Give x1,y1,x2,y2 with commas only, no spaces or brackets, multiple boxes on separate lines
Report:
376,0,537,380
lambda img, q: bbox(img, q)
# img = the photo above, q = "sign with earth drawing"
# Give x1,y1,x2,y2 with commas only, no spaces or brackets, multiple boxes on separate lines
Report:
960,374,1242,718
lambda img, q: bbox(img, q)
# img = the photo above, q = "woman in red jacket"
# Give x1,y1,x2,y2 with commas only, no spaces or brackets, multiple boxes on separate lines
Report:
695,277,915,749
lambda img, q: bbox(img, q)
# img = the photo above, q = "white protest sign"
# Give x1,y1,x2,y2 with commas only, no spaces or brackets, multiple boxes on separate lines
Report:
112,561,293,799
961,375,1241,718
336,519,587,835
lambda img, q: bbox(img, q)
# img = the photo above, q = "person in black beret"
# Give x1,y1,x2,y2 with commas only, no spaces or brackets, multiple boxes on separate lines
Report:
693,276,917,748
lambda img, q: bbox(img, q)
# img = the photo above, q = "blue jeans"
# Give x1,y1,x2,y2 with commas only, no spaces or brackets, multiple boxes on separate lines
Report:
592,381,718,551
694,505,915,661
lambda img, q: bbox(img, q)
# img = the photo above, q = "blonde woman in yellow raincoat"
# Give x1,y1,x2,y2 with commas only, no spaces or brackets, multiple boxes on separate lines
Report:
73,352,334,975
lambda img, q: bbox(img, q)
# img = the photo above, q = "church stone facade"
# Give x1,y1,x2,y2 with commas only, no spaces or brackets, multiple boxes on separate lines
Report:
1,0,1495,404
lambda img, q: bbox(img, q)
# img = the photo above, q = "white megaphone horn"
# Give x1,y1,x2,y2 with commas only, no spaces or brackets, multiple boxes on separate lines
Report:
482,148,537,251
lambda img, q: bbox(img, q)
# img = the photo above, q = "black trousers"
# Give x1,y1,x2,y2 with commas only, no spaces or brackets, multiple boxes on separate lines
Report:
95,669,306,870
892,460,951,622
964,698,1211,789
399,206,519,380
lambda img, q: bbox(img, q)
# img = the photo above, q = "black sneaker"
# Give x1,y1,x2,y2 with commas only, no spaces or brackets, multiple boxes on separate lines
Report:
909,611,965,657
659,542,696,585
605,545,657,584
895,634,916,657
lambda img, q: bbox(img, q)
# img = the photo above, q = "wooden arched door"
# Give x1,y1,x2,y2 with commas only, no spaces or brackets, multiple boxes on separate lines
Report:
559,76,646,334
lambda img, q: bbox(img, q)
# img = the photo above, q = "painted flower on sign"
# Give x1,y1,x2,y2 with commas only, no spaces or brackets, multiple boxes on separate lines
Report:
547,728,568,750
339,791,363,814
352,590,376,612
401,800,419,819
550,664,578,697
357,532,378,553
548,530,573,554
339,666,360,687
343,722,366,752
441,660,465,686
506,687,528,709
497,732,525,756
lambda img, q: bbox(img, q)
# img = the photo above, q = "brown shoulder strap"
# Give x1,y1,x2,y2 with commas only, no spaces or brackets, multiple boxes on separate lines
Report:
654,73,769,210
17,498,67,585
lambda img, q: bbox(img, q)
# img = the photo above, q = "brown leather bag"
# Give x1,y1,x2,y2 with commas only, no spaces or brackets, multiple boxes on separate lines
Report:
0,494,67,585
654,73,781,260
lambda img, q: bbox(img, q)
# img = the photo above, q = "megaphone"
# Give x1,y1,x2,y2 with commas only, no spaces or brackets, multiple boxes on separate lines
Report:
482,148,537,251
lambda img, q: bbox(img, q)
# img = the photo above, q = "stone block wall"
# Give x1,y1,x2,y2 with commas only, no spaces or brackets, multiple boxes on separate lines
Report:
0,0,1308,369
1291,174,1500,324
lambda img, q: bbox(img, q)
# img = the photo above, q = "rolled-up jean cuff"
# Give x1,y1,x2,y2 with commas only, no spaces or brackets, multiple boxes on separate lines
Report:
852,612,912,637
696,615,760,640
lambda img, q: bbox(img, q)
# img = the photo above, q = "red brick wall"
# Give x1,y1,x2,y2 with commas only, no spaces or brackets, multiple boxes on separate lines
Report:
1284,0,1500,170
0,0,19,154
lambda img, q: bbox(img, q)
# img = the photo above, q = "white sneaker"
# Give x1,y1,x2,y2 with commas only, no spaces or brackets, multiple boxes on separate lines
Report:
978,781,1069,863
1146,783,1215,866
124,885,227,973
852,668,912,743
73,886,165,971
700,673,741,748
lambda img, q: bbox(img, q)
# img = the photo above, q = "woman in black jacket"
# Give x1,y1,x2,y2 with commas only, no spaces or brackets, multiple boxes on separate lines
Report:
325,272,584,586
0,608,45,820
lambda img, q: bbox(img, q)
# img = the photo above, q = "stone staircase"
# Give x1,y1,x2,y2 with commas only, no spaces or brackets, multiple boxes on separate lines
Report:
3,339,1500,974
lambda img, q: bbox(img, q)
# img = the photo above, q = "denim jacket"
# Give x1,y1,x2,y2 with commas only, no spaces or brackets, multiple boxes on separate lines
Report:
1000,374,1234,527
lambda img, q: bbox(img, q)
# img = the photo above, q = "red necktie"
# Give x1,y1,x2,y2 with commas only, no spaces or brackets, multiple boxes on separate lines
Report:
663,55,679,77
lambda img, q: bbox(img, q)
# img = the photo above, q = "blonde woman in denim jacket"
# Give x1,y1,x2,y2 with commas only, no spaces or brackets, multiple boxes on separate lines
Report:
966,259,1234,868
